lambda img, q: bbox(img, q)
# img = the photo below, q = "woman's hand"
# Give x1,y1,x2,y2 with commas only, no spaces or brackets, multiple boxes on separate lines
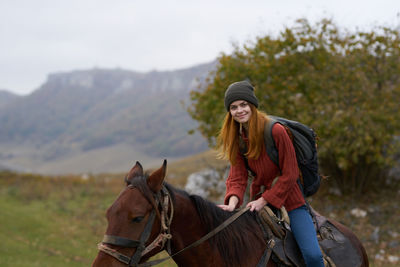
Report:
246,197,267,212
217,195,239,212
217,204,236,211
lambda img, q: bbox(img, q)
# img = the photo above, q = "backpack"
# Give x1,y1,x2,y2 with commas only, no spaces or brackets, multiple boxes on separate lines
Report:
239,116,321,197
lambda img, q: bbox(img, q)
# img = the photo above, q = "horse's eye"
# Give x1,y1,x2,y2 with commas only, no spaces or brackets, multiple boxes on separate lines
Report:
132,216,144,223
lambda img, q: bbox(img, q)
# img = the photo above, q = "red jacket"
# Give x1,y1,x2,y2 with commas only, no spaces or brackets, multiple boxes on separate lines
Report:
224,123,305,211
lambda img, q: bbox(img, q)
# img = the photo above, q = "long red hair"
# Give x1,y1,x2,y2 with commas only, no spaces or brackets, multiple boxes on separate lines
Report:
217,104,270,165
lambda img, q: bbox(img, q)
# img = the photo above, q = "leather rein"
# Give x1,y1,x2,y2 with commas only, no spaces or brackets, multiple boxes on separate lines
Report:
97,184,251,266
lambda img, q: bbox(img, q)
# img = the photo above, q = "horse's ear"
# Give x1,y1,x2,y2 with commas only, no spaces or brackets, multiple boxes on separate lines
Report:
147,160,167,192
125,161,144,185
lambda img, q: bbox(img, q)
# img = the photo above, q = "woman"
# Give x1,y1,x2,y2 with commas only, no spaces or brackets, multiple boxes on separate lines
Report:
217,80,324,267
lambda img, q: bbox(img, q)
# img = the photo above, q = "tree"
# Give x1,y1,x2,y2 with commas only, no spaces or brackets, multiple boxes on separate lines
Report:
188,19,400,195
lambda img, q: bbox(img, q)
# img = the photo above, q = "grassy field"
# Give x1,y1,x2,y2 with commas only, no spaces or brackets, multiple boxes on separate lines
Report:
0,150,399,266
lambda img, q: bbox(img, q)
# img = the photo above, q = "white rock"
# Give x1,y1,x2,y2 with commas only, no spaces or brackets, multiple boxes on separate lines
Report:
185,168,225,199
350,208,367,218
388,255,399,263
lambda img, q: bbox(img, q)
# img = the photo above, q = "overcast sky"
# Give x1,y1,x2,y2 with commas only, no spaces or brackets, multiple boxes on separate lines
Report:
1,0,400,95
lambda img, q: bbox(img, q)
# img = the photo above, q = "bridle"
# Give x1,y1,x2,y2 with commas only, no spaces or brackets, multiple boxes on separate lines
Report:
98,185,174,267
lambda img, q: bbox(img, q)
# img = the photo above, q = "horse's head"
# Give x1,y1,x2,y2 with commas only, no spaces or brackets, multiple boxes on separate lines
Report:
92,160,171,267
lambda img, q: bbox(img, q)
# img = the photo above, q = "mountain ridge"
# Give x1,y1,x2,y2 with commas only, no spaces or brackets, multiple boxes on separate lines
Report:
0,60,217,174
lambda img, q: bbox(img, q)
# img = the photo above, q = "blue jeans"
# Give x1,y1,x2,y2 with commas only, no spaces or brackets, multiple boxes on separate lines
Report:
288,205,324,267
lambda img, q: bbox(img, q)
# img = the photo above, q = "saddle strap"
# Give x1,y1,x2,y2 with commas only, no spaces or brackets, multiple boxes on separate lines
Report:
320,247,336,267
256,245,273,267
258,206,286,239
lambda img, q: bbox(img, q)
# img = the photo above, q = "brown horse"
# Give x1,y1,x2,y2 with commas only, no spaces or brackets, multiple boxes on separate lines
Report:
92,160,369,267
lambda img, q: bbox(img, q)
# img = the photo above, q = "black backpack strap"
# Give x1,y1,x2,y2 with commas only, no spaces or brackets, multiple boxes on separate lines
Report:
264,117,280,169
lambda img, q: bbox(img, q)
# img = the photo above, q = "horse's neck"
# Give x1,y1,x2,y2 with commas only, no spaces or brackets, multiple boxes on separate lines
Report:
169,193,223,266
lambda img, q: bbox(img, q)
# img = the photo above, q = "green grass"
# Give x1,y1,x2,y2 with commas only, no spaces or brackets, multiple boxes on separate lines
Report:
0,196,95,266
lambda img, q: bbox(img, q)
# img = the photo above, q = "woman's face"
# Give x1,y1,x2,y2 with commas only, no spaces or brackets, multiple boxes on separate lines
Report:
229,100,252,124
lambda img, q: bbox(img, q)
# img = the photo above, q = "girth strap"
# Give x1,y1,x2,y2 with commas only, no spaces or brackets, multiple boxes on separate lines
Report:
255,211,275,267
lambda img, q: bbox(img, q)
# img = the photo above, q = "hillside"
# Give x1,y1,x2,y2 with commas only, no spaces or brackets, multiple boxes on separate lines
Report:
0,61,217,174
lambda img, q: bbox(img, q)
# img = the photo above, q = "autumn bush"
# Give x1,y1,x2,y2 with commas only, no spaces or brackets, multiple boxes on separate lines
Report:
188,19,400,195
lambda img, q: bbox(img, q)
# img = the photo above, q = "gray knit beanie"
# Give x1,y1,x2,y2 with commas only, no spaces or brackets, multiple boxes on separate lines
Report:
224,81,259,111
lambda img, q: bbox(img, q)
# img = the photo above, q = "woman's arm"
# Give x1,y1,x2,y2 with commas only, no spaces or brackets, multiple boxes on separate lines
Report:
223,150,248,208
262,123,300,208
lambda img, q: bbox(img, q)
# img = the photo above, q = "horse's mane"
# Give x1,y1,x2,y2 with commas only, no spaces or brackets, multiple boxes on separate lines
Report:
165,183,265,267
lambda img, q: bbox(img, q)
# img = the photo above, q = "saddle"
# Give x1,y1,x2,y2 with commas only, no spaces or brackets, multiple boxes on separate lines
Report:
257,205,363,267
